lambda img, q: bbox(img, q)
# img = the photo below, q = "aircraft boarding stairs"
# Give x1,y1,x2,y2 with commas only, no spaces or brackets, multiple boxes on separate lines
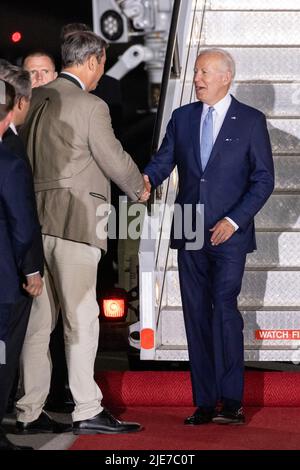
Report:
135,0,300,362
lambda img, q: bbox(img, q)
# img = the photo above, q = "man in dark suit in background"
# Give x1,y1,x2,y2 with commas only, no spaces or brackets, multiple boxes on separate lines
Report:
0,65,65,430
0,78,40,450
144,48,274,425
0,65,44,296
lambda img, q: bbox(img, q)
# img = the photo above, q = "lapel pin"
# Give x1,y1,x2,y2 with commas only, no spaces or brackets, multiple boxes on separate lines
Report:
231,116,237,120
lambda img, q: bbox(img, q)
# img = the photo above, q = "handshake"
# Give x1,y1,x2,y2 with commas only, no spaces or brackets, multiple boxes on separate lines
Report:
138,174,152,202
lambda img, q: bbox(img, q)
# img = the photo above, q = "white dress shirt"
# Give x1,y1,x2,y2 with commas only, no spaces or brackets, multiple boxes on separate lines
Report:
61,71,85,90
200,93,238,231
9,122,18,135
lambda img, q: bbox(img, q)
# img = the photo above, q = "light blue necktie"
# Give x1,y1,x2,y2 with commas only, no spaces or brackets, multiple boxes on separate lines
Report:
200,106,214,171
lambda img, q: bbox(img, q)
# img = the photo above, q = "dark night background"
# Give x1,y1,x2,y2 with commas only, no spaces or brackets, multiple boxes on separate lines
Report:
0,0,93,63
0,0,154,139
0,0,156,296
0,0,155,178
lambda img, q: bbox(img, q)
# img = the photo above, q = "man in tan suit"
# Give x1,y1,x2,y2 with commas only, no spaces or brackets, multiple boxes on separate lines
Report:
16,31,148,435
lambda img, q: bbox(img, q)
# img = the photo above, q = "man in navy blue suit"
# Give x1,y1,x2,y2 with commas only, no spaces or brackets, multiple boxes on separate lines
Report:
0,79,40,450
144,49,274,425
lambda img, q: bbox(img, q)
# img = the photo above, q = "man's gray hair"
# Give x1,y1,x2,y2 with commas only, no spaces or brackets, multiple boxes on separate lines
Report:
198,48,236,79
0,64,31,101
61,31,107,68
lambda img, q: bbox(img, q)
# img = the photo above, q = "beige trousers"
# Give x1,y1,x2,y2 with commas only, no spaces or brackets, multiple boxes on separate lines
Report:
17,235,103,422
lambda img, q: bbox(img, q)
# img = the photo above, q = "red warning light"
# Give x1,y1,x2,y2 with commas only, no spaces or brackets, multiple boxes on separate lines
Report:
102,299,126,319
11,32,22,43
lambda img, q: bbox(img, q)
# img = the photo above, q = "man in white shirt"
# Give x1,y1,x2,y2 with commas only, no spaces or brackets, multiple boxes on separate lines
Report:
144,48,274,425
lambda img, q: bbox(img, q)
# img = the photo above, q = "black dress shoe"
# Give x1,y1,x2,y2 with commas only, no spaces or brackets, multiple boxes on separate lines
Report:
212,406,245,425
73,408,142,435
15,410,72,434
0,432,33,450
184,407,215,425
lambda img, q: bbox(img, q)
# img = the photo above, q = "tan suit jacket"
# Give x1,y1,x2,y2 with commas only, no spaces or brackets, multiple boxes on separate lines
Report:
21,75,144,251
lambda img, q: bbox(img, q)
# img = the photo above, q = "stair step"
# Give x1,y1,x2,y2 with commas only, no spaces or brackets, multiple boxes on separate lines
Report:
161,308,300,349
168,232,300,270
231,83,300,119
274,156,300,191
168,232,300,269
268,119,300,155
164,270,300,308
240,271,300,307
208,0,300,10
201,11,300,46
162,195,300,243
256,195,300,230
248,232,300,267
154,348,300,362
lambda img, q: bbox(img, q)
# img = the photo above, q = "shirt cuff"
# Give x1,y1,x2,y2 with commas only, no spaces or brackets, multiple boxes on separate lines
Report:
225,217,239,232
25,271,40,277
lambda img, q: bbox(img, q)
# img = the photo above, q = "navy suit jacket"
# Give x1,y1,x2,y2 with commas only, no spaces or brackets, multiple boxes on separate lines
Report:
0,143,38,305
144,96,274,253
3,127,44,277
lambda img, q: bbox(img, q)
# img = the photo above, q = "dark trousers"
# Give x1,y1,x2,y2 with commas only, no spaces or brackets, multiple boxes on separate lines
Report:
0,297,32,423
178,244,246,408
0,304,12,344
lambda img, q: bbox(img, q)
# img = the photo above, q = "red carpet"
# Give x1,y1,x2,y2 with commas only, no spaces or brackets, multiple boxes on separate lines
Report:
95,370,300,407
70,371,300,450
70,406,300,450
